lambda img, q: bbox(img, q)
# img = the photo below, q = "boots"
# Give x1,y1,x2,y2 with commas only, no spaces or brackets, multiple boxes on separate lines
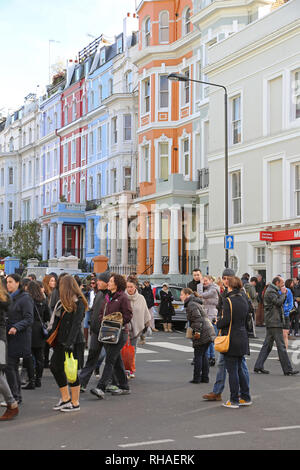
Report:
0,403,19,421
167,323,173,332
163,323,168,332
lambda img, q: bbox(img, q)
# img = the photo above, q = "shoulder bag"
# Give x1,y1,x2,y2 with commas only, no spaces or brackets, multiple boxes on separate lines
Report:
98,304,123,344
46,310,66,348
214,297,232,353
34,305,49,338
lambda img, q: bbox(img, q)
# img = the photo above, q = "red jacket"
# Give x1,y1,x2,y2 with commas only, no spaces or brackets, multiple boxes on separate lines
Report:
99,291,133,326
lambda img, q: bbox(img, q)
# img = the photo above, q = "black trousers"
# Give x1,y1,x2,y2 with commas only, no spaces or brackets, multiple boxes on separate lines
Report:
96,330,129,392
23,347,45,380
50,344,80,388
254,327,293,374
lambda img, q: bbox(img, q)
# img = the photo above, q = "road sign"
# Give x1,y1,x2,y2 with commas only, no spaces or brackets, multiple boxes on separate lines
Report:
225,235,234,250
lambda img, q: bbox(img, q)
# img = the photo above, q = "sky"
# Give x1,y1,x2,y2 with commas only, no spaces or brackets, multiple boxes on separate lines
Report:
0,0,137,114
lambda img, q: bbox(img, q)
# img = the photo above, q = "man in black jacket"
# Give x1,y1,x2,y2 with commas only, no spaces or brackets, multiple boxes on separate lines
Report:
254,277,299,376
187,269,203,293
79,272,110,391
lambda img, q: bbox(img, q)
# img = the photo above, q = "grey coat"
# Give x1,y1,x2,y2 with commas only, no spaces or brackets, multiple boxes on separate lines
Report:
264,283,286,328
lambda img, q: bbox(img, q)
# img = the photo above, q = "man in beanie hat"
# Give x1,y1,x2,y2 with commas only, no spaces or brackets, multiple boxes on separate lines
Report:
203,268,251,402
79,272,110,392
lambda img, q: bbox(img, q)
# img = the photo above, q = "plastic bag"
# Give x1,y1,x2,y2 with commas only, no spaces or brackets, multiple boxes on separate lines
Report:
64,352,78,384
121,338,136,373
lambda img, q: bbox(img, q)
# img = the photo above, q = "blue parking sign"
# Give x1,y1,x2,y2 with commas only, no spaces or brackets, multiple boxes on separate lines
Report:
225,235,234,250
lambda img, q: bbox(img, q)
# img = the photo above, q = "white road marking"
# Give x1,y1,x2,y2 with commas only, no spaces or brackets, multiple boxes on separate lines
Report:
118,439,174,448
149,342,194,352
146,359,171,363
194,431,246,439
136,348,158,354
263,426,300,432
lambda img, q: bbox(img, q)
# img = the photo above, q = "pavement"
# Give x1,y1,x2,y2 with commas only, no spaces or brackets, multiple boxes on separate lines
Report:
1,326,300,450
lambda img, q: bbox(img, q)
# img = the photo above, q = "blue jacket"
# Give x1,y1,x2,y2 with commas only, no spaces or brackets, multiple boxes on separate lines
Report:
283,288,294,317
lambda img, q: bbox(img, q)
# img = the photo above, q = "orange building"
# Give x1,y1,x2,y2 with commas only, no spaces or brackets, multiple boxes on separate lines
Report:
133,0,203,283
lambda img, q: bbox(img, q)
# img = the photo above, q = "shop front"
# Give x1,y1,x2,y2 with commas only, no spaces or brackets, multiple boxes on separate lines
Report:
260,228,300,279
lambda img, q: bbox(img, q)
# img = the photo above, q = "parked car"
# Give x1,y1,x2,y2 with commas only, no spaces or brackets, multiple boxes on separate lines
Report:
152,285,187,324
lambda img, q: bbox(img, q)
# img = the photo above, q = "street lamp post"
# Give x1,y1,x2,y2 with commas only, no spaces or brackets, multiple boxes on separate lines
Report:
167,73,229,268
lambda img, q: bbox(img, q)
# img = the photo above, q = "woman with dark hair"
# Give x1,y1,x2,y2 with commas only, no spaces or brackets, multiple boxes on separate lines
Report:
0,280,19,420
22,281,50,389
217,276,251,409
5,274,34,404
49,275,88,412
90,274,133,399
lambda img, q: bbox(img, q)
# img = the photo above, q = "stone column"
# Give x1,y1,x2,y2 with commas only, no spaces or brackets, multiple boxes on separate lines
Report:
153,208,162,275
42,225,48,261
169,206,180,275
100,219,107,256
49,223,55,260
121,215,128,266
110,213,117,265
57,221,63,258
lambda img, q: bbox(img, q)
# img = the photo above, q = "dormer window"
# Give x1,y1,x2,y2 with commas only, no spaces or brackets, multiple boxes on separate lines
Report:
100,48,106,65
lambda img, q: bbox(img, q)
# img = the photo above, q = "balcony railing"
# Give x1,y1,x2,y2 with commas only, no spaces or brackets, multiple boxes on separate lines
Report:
85,199,102,211
197,168,209,190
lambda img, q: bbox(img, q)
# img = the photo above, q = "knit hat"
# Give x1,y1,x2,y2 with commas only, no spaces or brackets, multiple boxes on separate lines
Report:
97,271,111,284
222,268,235,277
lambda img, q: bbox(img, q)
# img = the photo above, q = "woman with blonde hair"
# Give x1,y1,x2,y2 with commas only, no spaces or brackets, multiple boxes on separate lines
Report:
0,280,19,420
49,275,88,412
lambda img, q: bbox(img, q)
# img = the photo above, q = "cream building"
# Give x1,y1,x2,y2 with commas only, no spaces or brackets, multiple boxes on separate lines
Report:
204,0,300,280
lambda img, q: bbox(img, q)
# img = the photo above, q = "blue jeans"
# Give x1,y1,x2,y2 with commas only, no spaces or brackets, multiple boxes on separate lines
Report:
213,353,249,395
224,355,251,404
207,324,218,359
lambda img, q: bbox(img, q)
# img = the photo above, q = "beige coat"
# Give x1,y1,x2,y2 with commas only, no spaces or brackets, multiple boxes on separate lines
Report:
126,290,151,339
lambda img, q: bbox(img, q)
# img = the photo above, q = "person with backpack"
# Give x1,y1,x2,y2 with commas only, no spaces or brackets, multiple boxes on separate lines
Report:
181,288,216,384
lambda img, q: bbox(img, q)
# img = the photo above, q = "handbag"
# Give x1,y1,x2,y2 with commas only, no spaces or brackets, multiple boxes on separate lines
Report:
214,298,232,353
98,305,123,344
34,305,49,338
121,337,136,373
186,326,193,339
64,352,78,384
46,311,66,348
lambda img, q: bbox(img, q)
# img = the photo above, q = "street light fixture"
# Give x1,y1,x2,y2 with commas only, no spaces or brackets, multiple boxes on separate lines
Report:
167,72,229,268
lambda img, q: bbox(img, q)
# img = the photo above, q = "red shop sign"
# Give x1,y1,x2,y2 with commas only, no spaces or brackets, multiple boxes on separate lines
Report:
260,229,300,242
293,247,300,259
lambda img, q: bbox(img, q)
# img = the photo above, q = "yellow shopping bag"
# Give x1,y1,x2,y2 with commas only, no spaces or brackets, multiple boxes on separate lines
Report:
64,352,78,384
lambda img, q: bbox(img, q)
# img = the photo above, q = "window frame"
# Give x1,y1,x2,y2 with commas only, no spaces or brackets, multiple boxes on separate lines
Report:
231,170,242,225
159,11,169,44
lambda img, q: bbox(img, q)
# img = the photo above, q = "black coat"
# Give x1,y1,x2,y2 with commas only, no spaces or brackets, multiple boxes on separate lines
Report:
187,279,201,293
159,290,175,318
185,295,216,348
51,298,86,349
31,299,51,348
141,285,155,309
217,290,249,357
6,290,34,358
90,290,108,335
0,298,11,370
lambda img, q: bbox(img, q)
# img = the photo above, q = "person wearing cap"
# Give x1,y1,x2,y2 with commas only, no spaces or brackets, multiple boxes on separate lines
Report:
203,269,250,402
79,272,110,392
159,284,175,332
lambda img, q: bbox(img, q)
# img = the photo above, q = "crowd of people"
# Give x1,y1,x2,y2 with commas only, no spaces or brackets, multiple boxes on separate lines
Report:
0,265,299,420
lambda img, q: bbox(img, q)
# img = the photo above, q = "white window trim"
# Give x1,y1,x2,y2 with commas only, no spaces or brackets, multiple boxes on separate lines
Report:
139,137,151,183
178,130,191,180
263,71,284,137
262,153,286,223
157,73,170,112
154,134,172,181
229,165,244,227
140,77,151,117
229,91,243,146
143,16,151,48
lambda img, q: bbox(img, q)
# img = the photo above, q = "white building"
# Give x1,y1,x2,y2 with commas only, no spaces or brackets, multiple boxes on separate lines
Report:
204,0,300,280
